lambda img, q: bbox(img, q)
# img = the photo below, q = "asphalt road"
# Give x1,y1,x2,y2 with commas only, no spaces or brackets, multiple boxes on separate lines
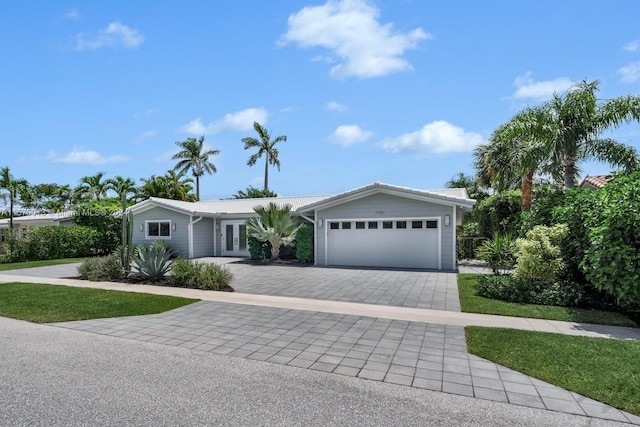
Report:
0,317,628,427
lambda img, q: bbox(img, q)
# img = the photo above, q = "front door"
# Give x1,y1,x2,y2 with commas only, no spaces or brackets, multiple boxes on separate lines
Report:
221,220,249,257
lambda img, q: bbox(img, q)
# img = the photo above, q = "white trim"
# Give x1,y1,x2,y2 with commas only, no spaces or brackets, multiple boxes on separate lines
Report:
188,216,203,258
323,216,441,270
452,206,457,270
145,220,172,240
213,218,217,257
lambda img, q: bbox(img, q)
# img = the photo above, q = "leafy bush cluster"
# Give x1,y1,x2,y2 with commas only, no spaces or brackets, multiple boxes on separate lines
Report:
295,225,313,263
476,275,582,307
476,232,515,274
169,258,233,290
73,210,121,255
78,254,123,281
473,190,522,238
248,236,269,260
513,224,567,284
2,226,99,262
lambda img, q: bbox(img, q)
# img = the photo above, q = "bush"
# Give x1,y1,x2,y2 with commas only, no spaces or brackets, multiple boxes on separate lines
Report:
476,233,515,274
78,255,123,281
131,241,173,282
513,224,568,285
3,226,99,262
295,225,313,263
476,275,582,307
474,190,522,238
73,208,121,256
168,258,233,291
248,236,268,260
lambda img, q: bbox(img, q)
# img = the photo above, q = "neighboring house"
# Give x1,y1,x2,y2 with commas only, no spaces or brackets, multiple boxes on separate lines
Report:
128,182,476,271
578,174,613,189
0,211,75,239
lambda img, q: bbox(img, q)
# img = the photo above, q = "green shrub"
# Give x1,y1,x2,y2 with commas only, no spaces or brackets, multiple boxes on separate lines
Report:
513,224,568,284
73,208,121,256
78,255,123,281
248,236,268,260
474,190,522,238
4,226,99,262
295,225,313,263
131,241,173,282
168,258,233,290
476,275,582,307
476,233,515,274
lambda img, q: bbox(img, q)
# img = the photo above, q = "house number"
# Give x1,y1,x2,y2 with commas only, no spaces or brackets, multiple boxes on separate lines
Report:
375,210,385,214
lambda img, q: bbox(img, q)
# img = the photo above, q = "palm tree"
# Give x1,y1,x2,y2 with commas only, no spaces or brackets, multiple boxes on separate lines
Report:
106,176,137,205
172,136,219,201
0,166,29,229
75,172,109,202
139,171,195,201
246,202,299,261
475,109,551,211
515,80,640,188
445,172,488,201
242,122,287,191
232,186,278,199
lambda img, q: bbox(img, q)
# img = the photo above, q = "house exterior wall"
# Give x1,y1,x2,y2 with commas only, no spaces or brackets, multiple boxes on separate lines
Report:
192,217,215,258
314,193,456,271
132,206,191,257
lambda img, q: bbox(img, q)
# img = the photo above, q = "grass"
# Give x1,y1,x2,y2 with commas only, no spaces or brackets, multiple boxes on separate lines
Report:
0,258,84,271
458,274,637,327
466,326,640,416
0,282,199,323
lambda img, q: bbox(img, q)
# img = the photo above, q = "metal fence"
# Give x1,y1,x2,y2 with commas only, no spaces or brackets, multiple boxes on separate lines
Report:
456,236,486,260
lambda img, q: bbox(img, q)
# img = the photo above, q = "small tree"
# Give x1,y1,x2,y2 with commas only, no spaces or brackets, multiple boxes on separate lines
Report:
246,202,298,261
513,224,568,284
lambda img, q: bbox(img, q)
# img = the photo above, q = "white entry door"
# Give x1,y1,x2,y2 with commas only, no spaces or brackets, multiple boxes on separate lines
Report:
221,220,249,257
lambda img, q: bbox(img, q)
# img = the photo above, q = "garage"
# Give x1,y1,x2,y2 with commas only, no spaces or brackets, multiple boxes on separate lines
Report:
326,218,440,269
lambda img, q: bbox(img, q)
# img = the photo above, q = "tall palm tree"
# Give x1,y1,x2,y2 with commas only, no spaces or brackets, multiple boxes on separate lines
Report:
172,136,219,201
515,80,640,188
106,176,137,205
242,122,287,191
0,166,29,229
75,171,109,202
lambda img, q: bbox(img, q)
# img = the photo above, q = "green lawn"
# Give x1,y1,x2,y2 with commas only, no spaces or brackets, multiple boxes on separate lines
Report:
0,282,199,323
0,258,84,271
458,274,637,327
466,326,640,416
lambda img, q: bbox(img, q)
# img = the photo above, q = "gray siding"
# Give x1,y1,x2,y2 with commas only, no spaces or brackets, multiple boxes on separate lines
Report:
132,207,191,257
192,217,215,258
315,193,456,271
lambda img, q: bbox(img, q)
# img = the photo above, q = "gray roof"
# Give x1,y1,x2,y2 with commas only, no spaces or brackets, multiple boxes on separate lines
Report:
0,211,75,227
128,182,475,217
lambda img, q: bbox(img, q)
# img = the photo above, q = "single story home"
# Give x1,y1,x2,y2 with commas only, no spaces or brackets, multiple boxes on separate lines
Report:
128,182,475,271
0,211,75,239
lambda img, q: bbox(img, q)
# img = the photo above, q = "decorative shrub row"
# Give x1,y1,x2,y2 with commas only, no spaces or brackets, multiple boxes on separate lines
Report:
169,258,233,290
3,225,100,262
476,274,583,307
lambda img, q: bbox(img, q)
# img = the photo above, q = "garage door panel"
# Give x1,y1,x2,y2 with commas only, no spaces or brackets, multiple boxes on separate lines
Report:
327,220,439,269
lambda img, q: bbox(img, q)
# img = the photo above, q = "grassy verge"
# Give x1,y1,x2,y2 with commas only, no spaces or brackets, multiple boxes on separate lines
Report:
458,274,636,327
0,258,84,271
466,326,640,416
0,282,199,323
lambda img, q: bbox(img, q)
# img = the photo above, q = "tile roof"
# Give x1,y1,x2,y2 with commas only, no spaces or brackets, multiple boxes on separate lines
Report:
578,175,612,189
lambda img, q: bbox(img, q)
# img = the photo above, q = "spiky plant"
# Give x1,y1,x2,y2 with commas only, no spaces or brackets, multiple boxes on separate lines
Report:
131,241,173,282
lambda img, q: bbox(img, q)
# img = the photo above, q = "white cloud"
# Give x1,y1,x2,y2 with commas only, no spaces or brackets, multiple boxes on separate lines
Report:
280,0,431,79
134,129,157,144
179,108,269,135
280,106,295,113
623,40,639,52
380,121,484,155
618,62,640,83
133,108,159,118
75,21,144,51
65,9,80,20
43,146,129,164
326,101,347,112
329,124,373,146
512,72,573,100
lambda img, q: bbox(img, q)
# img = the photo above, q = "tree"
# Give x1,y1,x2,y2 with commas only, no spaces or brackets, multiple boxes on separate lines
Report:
246,202,299,261
139,171,195,201
242,122,286,191
445,172,488,201
106,176,137,205
172,135,219,201
232,185,277,199
0,166,29,229
75,172,109,202
474,109,551,211
513,79,640,188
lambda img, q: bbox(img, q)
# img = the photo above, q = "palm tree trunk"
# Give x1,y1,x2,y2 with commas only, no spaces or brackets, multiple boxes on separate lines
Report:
563,157,577,189
264,154,269,191
9,190,14,229
195,176,200,201
521,171,534,211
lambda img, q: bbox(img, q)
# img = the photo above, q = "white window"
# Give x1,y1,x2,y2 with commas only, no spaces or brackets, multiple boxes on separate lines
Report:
146,220,171,239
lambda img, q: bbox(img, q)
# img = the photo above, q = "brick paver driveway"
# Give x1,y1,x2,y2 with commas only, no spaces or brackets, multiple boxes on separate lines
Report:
225,263,461,311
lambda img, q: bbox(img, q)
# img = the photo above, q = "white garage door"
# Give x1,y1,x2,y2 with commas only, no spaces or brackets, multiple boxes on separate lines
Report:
326,219,439,269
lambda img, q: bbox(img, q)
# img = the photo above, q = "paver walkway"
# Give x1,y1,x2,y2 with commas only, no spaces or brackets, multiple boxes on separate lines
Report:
2,262,639,424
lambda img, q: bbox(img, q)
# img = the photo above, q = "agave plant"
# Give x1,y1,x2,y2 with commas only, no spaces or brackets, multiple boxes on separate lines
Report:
131,241,173,282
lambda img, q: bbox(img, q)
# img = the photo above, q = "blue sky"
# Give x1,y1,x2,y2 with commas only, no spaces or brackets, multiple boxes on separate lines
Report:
3,0,640,200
